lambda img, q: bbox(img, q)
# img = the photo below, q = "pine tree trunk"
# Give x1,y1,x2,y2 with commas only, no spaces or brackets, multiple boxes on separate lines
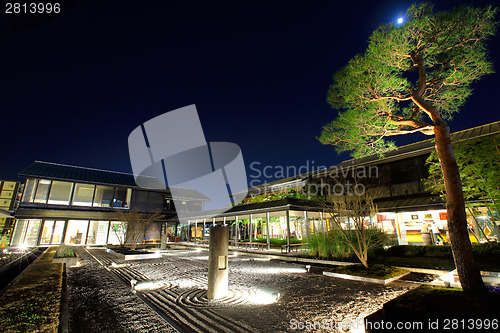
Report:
434,121,486,294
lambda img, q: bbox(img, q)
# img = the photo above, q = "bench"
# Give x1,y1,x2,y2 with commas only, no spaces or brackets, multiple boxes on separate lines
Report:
281,243,308,254
143,239,160,244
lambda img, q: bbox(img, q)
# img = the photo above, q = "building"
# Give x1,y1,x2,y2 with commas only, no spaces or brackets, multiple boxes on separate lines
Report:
0,180,21,247
8,121,500,248
181,121,500,246
10,161,178,247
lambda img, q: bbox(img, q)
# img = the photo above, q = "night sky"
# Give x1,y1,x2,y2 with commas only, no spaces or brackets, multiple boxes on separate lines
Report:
1,0,499,186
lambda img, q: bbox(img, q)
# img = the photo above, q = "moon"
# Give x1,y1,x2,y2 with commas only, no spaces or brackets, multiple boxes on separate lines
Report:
397,17,404,24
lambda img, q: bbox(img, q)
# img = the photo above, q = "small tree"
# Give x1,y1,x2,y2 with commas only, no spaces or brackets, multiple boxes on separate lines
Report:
319,4,497,293
311,173,385,268
113,210,162,250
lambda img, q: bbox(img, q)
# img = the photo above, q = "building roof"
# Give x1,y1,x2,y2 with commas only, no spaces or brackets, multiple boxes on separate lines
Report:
18,161,210,200
251,121,500,191
19,161,152,188
337,121,500,169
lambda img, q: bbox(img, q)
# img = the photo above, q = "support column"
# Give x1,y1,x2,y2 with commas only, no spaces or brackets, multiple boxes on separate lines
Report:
207,226,229,299
203,219,206,240
194,220,198,244
235,215,239,241
320,211,324,233
249,214,253,243
286,210,291,247
304,211,310,240
266,212,270,250
223,216,226,227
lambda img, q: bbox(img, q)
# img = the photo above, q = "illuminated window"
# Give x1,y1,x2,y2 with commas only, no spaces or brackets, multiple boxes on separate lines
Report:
93,185,114,207
72,184,95,207
65,220,89,245
48,181,74,205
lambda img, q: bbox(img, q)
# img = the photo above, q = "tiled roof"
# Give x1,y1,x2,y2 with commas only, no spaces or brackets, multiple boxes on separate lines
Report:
19,161,142,187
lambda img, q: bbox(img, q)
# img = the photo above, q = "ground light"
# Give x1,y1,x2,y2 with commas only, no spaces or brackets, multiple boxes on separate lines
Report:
247,290,280,305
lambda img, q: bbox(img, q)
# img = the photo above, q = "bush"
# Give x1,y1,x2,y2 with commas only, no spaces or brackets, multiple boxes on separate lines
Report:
383,243,500,258
306,229,389,261
472,243,500,256
384,245,452,257
54,244,76,258
242,237,301,247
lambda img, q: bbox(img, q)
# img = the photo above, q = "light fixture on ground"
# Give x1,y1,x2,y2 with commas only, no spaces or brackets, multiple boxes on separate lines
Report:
207,225,229,299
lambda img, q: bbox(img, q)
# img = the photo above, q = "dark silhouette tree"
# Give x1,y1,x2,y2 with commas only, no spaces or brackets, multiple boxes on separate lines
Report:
319,4,497,293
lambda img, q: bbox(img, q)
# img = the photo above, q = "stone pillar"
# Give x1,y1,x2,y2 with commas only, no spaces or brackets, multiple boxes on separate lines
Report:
207,226,229,299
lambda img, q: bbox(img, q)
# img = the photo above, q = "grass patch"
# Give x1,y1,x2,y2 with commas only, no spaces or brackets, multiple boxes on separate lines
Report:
54,244,76,258
326,264,408,280
0,248,63,333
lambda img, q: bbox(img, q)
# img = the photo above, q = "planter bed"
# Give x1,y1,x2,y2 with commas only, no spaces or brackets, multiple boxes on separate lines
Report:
323,264,410,285
52,256,79,267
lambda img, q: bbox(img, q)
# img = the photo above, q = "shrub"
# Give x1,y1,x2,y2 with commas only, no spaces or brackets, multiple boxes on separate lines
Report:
241,237,301,247
471,243,500,256
306,229,389,261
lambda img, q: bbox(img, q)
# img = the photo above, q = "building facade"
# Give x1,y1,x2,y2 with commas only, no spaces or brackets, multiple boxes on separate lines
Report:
11,161,177,247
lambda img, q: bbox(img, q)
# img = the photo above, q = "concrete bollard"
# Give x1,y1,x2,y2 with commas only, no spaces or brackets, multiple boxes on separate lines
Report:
207,226,229,299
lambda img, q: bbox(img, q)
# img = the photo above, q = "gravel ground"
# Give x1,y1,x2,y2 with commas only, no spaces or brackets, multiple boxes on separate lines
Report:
66,248,417,332
133,249,417,332
67,249,177,333
0,249,31,267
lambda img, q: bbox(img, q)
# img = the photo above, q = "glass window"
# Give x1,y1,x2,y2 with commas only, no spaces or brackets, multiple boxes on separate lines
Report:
48,181,74,205
87,220,109,245
148,192,165,211
22,179,37,202
51,220,65,244
40,220,55,244
113,188,131,209
65,220,89,245
92,186,114,207
108,221,126,245
34,179,51,204
131,190,148,211
72,184,95,207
